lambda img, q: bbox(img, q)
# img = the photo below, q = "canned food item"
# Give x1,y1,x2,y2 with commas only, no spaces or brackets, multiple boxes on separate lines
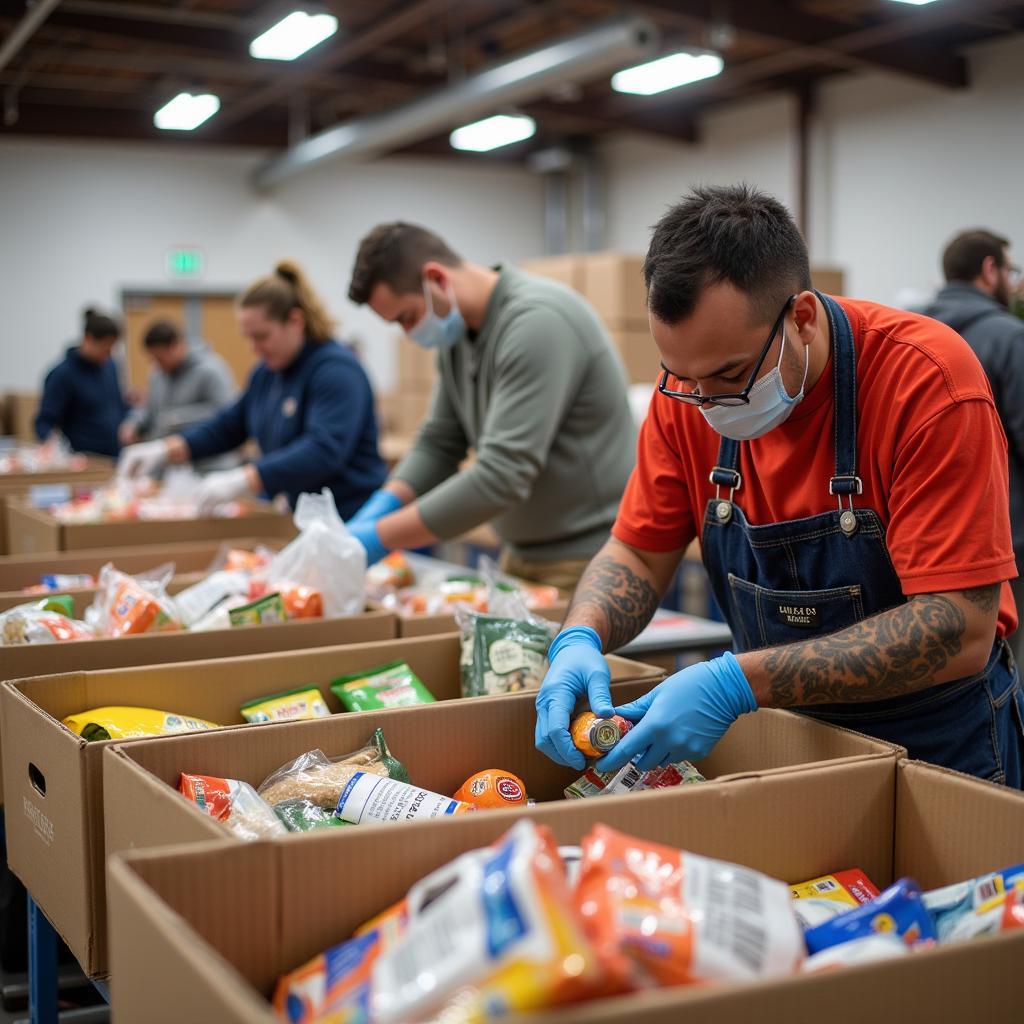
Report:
570,711,632,759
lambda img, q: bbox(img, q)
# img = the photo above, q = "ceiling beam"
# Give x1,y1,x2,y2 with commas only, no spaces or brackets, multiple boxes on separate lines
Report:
58,1,250,32
0,0,62,74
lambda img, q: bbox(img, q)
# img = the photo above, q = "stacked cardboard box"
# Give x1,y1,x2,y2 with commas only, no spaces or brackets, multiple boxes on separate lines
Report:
4,392,40,442
108,758,1023,1023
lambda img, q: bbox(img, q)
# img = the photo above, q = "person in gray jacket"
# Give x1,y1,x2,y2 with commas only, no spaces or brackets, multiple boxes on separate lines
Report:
120,321,238,471
923,229,1024,658
345,222,636,589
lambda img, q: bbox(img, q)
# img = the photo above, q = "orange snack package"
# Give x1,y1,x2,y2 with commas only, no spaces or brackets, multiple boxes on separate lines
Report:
107,576,169,637
279,583,324,619
575,824,804,993
454,769,529,809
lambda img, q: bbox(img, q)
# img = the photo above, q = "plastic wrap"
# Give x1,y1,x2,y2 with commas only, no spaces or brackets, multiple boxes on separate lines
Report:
0,603,93,645
179,773,287,841
85,562,182,637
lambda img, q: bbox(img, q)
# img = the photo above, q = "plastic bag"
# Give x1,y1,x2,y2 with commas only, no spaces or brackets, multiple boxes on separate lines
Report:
63,706,219,742
257,729,408,833
240,686,331,724
179,773,287,841
575,824,805,992
330,661,436,711
456,594,559,697
0,604,93,645
85,562,182,637
262,489,365,618
172,570,250,628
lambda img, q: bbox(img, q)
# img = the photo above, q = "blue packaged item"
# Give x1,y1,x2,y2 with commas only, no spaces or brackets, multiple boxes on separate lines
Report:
804,878,937,955
923,863,1024,941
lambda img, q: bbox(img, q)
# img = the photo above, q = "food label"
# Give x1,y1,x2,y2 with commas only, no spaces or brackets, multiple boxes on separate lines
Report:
488,638,524,673
335,773,469,825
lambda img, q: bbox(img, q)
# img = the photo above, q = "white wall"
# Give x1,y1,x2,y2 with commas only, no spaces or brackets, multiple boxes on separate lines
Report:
603,33,1024,308
0,141,545,391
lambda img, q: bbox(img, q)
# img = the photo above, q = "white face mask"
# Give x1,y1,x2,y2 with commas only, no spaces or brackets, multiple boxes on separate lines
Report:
700,322,809,441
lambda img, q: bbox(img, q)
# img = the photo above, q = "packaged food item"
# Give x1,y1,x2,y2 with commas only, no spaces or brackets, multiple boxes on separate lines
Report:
172,570,249,627
0,606,93,645
273,931,376,1024
222,547,273,573
330,661,436,712
575,823,805,992
938,886,1024,943
564,758,705,799
86,562,181,637
570,711,633,759
228,592,287,627
334,775,473,825
365,551,415,594
803,878,937,955
371,819,600,1023
240,686,331,724
178,773,287,841
38,573,95,591
800,934,909,974
790,869,881,929
922,862,1024,941
258,730,408,832
457,609,558,697
278,583,323,619
453,769,529,809
63,706,219,742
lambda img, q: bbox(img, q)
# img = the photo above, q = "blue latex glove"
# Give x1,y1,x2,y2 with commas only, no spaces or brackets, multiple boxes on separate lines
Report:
596,652,758,774
348,489,401,526
348,519,388,566
535,626,613,770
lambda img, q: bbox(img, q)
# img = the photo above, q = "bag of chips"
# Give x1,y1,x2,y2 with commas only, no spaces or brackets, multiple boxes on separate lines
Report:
240,686,331,724
178,773,287,841
330,661,436,712
574,824,805,993
63,706,219,742
0,603,93,645
85,562,181,637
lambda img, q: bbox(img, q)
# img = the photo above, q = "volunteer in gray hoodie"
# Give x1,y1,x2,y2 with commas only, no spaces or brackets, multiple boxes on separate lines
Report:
923,229,1024,658
345,222,636,589
120,320,239,471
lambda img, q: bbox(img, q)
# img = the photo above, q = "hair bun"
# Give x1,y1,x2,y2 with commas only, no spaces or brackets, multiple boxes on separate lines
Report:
275,262,299,285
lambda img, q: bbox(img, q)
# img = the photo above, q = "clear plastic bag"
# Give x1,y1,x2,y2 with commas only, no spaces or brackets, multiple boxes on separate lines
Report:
179,773,287,841
84,562,182,637
0,604,93,646
261,489,365,618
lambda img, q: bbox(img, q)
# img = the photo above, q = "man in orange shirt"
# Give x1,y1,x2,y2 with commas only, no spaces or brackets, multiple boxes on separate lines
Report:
535,184,1023,786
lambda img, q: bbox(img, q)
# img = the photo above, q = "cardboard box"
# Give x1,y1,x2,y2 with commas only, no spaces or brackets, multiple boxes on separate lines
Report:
4,633,661,977
4,392,40,442
812,265,846,296
392,390,433,437
580,251,648,328
519,254,585,292
4,496,294,554
392,597,569,639
107,759,1024,1023
397,338,438,394
0,535,285,610
610,327,661,385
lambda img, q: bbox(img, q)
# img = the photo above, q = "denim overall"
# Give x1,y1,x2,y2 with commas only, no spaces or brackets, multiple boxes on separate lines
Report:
701,293,1024,786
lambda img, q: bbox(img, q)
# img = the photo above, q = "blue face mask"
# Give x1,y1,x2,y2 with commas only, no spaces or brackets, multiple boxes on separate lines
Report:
408,278,465,350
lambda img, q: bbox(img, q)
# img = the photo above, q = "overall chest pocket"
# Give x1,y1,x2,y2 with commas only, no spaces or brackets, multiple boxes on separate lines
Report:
727,573,865,651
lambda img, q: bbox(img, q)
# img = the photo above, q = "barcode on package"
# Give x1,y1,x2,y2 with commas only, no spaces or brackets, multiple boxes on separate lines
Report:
814,879,840,893
704,868,768,971
976,878,1000,904
387,909,460,988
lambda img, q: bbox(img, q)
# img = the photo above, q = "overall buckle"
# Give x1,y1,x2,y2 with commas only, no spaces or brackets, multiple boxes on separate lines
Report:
829,475,862,535
710,467,741,523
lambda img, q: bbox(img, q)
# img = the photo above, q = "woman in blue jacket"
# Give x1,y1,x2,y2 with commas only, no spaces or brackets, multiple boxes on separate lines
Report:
35,309,128,457
119,262,387,516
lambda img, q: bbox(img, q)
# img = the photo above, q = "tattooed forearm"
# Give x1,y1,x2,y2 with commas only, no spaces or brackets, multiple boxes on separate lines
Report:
568,554,660,652
750,593,968,706
959,584,1001,612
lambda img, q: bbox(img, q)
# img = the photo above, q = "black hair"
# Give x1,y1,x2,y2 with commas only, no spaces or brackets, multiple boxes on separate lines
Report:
143,320,182,349
643,183,812,325
82,307,121,341
348,222,462,304
942,229,1009,283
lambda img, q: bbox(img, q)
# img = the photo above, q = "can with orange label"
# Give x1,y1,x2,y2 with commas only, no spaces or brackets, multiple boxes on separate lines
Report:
570,711,632,759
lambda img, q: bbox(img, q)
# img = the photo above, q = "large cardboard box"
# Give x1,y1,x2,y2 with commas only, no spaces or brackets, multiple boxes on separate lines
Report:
392,390,433,437
519,254,585,292
4,496,294,554
0,535,285,610
397,337,438,394
4,634,660,977
812,265,846,296
107,759,1023,1023
4,392,40,442
610,327,661,385
580,251,648,329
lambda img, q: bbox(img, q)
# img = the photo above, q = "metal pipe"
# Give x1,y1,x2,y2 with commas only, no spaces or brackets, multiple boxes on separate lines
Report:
543,172,570,256
0,0,62,75
253,15,658,190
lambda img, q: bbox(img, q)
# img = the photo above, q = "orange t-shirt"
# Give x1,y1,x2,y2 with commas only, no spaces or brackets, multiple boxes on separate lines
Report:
613,297,1018,638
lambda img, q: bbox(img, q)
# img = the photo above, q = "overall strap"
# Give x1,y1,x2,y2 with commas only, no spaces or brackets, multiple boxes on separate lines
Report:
819,291,862,508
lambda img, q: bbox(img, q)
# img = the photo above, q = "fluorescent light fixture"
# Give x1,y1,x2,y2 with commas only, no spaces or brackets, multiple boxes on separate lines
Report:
612,50,724,95
449,114,536,153
888,0,940,4
250,11,338,60
154,92,220,131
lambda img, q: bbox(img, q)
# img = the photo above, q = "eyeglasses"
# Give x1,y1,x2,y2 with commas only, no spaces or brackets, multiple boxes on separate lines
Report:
658,295,797,407
1007,264,1022,287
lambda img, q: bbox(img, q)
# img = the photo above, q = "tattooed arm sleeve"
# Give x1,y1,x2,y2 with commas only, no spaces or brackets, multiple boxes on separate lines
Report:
562,537,683,652
738,584,1003,706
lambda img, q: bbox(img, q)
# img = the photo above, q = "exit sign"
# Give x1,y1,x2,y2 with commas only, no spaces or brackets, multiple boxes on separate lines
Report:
166,247,204,278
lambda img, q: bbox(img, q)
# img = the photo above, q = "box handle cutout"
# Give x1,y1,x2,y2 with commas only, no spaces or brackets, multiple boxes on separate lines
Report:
28,763,46,797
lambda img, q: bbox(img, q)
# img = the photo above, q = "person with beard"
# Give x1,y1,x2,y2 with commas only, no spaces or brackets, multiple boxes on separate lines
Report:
923,230,1024,661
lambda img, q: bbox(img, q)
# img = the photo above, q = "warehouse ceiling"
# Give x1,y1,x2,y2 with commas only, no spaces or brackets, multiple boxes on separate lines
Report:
2,0,1023,157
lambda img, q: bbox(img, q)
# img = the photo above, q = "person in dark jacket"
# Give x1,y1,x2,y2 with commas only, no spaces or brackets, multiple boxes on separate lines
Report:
923,229,1024,660
118,261,387,517
35,308,128,458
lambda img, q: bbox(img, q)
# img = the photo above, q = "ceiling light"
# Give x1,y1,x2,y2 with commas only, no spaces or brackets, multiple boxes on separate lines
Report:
449,114,536,153
611,50,723,95
154,92,220,131
888,1,941,5
250,11,338,61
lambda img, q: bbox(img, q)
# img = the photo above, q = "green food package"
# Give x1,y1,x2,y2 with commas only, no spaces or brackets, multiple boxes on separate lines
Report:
330,660,436,712
458,611,558,697
273,799,354,833
228,592,287,627
37,594,74,618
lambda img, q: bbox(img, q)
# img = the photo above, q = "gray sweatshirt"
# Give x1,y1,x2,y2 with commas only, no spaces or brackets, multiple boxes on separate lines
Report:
394,265,637,560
